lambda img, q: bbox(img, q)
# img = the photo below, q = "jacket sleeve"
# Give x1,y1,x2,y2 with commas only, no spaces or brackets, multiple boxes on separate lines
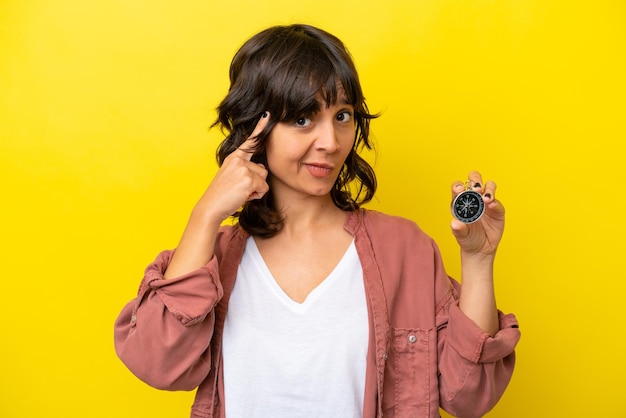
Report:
114,250,223,391
436,277,520,418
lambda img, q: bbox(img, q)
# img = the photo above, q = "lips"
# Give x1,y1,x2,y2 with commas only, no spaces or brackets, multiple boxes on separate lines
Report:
304,163,334,178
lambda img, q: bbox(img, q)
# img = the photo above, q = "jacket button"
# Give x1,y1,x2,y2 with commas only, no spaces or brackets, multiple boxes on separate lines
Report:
408,334,417,343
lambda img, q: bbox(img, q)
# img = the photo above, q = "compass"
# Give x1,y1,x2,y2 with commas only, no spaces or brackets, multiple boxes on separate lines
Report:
452,185,485,224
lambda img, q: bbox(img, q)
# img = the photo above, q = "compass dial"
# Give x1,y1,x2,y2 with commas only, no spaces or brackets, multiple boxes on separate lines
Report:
452,190,485,224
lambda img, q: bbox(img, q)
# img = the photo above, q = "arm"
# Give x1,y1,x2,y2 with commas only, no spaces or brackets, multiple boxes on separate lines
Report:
164,112,270,279
114,114,270,389
437,172,519,416
451,171,505,336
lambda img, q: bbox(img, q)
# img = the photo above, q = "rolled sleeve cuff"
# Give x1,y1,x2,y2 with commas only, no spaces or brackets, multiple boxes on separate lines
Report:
145,252,224,327
447,301,520,364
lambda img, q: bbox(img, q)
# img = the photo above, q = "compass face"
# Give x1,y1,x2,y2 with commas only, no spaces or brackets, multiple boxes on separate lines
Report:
452,190,485,224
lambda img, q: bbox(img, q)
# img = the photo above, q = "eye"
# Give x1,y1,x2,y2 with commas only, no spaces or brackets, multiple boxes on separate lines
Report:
336,111,353,123
295,117,312,127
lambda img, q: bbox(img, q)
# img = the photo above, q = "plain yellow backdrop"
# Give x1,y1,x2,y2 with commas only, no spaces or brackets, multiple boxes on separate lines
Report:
1,0,624,417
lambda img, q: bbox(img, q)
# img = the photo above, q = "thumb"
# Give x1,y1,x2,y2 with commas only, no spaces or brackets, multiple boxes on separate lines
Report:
450,219,470,240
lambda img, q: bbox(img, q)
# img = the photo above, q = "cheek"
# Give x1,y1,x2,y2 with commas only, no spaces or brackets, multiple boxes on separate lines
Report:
341,135,356,158
267,137,307,163
264,141,300,174
264,134,283,167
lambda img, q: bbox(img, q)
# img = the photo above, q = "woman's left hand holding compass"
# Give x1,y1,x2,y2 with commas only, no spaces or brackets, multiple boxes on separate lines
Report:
450,171,506,258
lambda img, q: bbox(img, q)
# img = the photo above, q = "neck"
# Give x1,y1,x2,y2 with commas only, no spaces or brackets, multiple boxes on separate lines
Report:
275,195,345,238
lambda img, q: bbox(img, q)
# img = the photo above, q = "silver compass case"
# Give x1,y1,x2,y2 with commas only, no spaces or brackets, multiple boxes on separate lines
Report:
452,189,485,224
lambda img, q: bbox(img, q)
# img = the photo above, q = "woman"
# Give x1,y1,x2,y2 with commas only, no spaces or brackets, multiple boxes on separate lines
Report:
114,24,520,418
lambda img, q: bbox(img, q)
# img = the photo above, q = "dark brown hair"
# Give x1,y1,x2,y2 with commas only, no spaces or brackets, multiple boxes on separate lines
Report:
213,24,377,237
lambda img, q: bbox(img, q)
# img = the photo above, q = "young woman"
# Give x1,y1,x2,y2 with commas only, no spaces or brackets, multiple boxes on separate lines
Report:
114,24,520,418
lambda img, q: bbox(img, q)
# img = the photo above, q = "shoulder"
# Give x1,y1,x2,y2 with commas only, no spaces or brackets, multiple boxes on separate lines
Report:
354,209,443,262
345,209,440,260
217,222,241,239
362,209,417,227
360,209,432,243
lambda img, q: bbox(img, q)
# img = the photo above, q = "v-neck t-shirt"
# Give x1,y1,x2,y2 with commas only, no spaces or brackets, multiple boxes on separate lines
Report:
222,236,369,417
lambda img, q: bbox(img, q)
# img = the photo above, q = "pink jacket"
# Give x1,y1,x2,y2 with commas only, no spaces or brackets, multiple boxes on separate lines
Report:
115,209,520,418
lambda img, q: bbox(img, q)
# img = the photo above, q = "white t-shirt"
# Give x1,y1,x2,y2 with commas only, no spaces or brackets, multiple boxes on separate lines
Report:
222,237,369,418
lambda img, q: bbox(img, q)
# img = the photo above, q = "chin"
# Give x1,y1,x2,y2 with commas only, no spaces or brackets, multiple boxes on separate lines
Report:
306,186,334,197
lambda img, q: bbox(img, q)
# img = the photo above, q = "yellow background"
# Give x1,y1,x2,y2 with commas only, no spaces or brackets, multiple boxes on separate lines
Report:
1,0,624,417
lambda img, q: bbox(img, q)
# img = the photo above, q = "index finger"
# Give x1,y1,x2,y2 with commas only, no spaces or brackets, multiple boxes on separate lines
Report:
238,111,270,160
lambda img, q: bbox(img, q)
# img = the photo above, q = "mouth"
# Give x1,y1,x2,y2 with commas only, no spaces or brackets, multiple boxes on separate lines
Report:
304,163,334,178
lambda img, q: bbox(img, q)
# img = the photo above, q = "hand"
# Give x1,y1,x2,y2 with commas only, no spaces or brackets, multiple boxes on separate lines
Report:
450,171,505,257
195,112,271,223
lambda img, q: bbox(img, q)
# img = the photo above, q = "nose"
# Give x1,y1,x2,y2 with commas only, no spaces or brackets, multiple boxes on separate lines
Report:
314,120,339,152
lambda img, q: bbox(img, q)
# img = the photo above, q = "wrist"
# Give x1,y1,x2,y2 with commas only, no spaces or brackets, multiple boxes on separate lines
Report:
460,250,496,265
460,251,495,284
190,201,228,228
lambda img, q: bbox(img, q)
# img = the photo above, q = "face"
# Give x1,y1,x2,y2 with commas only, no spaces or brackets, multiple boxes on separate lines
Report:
265,94,356,203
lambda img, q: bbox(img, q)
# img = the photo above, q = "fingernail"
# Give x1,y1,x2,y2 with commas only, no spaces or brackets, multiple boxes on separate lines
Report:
262,111,268,118
484,193,491,199
473,182,481,188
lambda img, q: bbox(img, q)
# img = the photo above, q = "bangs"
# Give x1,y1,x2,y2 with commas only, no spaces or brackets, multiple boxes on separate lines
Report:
262,38,362,122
